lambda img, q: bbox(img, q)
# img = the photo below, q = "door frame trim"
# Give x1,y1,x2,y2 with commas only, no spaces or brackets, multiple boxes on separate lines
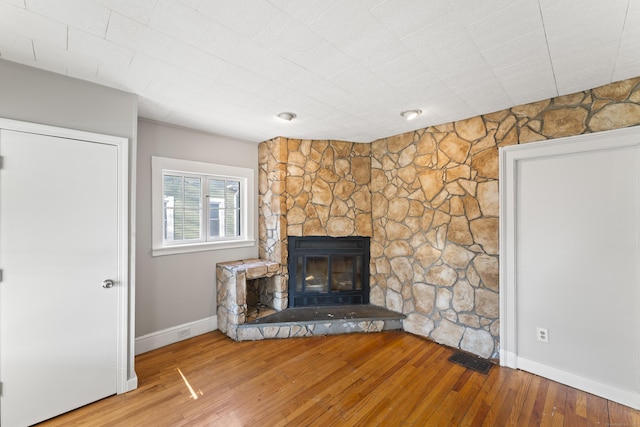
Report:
0,117,131,394
499,125,640,409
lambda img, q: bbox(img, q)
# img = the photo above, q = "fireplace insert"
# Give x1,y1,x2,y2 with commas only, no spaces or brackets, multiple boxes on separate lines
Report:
288,236,370,307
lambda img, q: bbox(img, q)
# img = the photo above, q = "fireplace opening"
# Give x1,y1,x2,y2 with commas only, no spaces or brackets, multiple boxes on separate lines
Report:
288,236,370,307
245,278,277,322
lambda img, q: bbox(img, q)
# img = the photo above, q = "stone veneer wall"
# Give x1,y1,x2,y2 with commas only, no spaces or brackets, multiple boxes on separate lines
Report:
369,76,640,358
258,76,640,359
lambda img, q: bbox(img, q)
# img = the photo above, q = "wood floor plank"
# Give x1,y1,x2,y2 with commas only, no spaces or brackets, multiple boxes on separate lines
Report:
35,331,640,426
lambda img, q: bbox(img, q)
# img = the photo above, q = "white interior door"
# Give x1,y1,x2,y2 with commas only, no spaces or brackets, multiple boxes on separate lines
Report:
0,128,122,426
500,126,640,409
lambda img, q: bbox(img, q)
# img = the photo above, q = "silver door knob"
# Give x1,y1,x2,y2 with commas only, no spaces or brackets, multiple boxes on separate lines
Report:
102,279,115,289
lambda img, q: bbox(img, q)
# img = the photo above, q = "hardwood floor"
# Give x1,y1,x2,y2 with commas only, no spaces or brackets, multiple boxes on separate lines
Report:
39,331,640,426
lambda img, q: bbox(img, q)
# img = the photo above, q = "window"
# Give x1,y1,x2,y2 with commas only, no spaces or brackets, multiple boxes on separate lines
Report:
152,157,255,256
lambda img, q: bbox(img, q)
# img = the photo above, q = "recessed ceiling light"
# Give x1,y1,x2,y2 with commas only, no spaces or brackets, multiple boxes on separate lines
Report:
277,112,297,121
400,109,422,121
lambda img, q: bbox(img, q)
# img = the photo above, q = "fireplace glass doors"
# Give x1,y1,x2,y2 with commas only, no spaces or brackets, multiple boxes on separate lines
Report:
288,236,370,307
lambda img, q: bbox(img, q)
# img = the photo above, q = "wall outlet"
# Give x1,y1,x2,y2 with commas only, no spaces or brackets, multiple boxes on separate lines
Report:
536,327,549,343
178,328,191,339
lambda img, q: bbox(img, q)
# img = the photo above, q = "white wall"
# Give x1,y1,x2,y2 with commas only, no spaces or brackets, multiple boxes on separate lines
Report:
501,127,640,408
0,59,138,384
135,119,258,339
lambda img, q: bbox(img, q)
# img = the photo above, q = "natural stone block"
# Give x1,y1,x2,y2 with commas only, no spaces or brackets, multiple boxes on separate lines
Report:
355,213,373,236
436,288,452,310
447,216,474,245
327,217,355,236
388,132,414,153
311,178,332,206
452,280,474,312
442,244,475,269
415,244,441,267
432,319,464,348
351,157,371,185
384,240,413,258
471,147,498,179
542,107,588,137
403,313,435,337
388,198,410,222
470,217,499,255
445,164,471,182
386,289,403,312
419,169,445,201
459,313,480,328
455,116,487,142
440,133,471,163
425,264,457,287
390,257,414,283
473,255,499,291
593,78,639,101
589,103,640,132
477,181,499,217
460,328,493,358
519,126,546,144
475,288,499,318
386,221,413,240
512,99,550,118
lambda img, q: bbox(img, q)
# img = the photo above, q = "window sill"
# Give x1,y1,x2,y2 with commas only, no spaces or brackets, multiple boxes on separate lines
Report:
152,239,256,257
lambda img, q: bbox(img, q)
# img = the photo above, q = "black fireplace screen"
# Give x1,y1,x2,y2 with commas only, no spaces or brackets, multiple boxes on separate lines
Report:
288,236,370,307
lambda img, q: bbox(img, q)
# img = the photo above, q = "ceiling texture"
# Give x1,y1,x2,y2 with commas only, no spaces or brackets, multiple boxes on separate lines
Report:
0,0,639,143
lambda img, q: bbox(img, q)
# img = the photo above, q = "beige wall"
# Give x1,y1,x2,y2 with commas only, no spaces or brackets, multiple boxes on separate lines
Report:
135,119,259,337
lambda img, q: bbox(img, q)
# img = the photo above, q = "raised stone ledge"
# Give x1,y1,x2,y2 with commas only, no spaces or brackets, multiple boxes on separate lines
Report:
217,258,280,279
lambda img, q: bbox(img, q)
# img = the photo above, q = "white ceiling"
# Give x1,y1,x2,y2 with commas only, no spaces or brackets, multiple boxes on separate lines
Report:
1,0,639,143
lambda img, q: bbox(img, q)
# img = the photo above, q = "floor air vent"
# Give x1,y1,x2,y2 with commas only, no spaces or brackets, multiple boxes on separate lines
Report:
448,352,493,374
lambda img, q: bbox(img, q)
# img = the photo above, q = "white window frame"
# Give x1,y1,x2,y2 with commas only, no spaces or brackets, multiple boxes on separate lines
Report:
152,156,255,256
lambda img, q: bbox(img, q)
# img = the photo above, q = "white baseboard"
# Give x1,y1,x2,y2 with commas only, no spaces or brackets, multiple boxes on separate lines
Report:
135,316,218,355
517,356,640,410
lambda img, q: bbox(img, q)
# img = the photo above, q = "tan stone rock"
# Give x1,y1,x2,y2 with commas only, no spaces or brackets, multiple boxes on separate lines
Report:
432,319,464,348
330,199,349,217
442,244,475,269
334,179,356,201
335,158,350,177
436,288,452,310
414,244,441,267
484,109,510,122
294,192,309,209
371,194,388,219
388,132,415,153
450,197,465,216
311,178,332,206
414,154,433,167
388,198,410,222
470,130,497,155
499,126,518,147
445,164,471,182
593,78,639,101
496,114,517,141
590,103,640,132
316,204,330,226
519,126,546,144
470,218,499,255
462,195,482,220
440,133,471,163
397,164,417,184
459,179,477,196
471,147,498,179
390,257,414,283
287,164,305,177
287,224,302,236
475,288,499,318
352,187,371,212
288,150,306,167
473,254,499,291
419,169,445,201
408,200,425,217
370,169,387,192
384,240,413,258
286,176,304,196
287,206,306,225
326,217,354,236
413,283,436,314
448,216,474,245
631,90,640,103
330,140,351,158
425,264,457,287
355,213,372,236
403,313,435,337
445,181,466,196
303,219,326,236
512,99,550,118
554,92,585,106
417,133,437,154
398,144,417,168
592,99,610,111
375,257,390,274
460,328,494,358
452,280,474,312
352,156,371,184
455,116,487,142
318,168,339,183
386,221,413,240
541,107,588,137
477,181,499,217
431,210,451,228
